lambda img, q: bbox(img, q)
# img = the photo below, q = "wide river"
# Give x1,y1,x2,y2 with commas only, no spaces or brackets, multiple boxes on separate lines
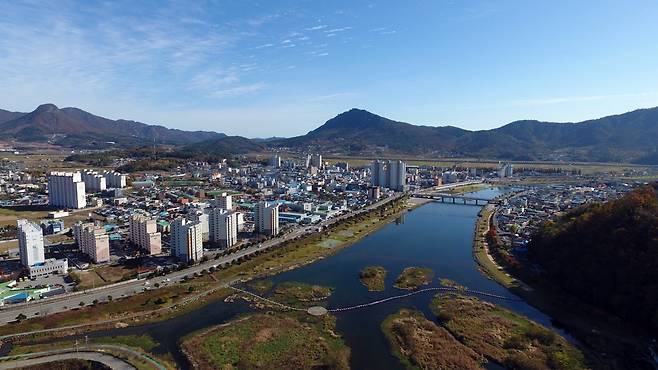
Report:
85,187,564,369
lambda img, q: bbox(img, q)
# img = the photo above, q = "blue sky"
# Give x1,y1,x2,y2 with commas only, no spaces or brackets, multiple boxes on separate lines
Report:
1,0,658,137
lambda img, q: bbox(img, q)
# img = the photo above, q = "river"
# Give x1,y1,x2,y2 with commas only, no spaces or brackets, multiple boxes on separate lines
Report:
80,187,565,369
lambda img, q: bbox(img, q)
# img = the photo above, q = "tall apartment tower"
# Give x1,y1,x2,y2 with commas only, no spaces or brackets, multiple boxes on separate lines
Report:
370,160,407,192
171,218,203,263
103,171,127,188
310,154,323,169
81,170,107,192
213,192,233,210
209,208,238,247
188,210,210,242
269,155,282,168
48,172,86,209
17,219,45,268
129,214,162,255
73,221,110,263
254,201,279,236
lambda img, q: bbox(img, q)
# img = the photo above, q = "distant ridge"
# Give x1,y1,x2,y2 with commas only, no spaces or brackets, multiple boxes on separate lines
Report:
274,107,658,163
3,103,658,163
0,104,225,148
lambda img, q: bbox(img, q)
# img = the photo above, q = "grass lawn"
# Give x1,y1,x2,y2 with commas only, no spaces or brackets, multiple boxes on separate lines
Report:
181,312,350,370
382,309,484,370
359,266,387,291
430,294,587,370
394,267,434,290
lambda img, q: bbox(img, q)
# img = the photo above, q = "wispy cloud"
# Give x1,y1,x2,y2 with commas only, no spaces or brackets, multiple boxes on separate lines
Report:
305,24,328,31
209,83,266,99
308,92,354,102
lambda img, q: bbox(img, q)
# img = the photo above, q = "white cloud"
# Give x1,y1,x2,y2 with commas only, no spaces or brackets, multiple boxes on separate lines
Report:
305,24,328,31
308,92,354,102
208,83,266,99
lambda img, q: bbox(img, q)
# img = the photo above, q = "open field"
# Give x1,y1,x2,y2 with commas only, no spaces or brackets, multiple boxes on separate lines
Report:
0,207,97,228
325,156,654,175
430,294,587,370
0,239,18,254
382,309,484,370
181,312,350,370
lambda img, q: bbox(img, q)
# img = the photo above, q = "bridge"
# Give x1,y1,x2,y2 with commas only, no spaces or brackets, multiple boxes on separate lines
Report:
412,193,492,206
227,285,521,316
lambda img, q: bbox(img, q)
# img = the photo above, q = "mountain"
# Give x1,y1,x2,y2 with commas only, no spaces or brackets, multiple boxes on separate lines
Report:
279,108,469,156
275,107,658,163
0,104,224,148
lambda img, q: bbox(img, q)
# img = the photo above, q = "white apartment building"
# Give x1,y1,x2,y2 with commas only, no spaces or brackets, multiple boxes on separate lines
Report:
171,218,203,263
371,160,407,192
103,171,127,188
81,170,107,192
48,172,86,209
129,214,162,255
310,154,323,169
209,208,238,247
73,222,110,263
188,210,210,242
254,201,279,236
213,192,233,210
17,219,45,268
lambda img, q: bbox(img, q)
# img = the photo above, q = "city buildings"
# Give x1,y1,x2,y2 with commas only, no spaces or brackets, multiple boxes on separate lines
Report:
40,219,64,235
371,160,407,191
81,170,107,192
269,155,282,168
48,171,86,209
27,259,68,279
17,219,45,268
499,163,514,178
129,214,162,255
310,154,323,169
255,201,279,236
209,208,238,247
213,192,233,210
171,218,203,262
188,209,210,242
73,222,110,263
103,171,127,188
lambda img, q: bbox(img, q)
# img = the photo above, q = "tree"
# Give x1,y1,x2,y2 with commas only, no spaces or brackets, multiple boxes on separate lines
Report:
79,301,85,307
107,295,113,302
15,313,27,322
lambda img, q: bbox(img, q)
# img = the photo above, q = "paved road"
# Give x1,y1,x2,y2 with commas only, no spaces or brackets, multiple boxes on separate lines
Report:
0,350,135,370
0,194,402,325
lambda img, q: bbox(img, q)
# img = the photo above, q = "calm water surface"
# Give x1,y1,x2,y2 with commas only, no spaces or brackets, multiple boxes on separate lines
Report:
83,187,563,369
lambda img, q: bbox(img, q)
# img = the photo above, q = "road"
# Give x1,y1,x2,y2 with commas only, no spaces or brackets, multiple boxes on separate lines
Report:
0,350,135,370
0,193,403,325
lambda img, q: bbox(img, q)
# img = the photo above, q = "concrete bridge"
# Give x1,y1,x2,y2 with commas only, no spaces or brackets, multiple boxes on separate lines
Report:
412,193,491,206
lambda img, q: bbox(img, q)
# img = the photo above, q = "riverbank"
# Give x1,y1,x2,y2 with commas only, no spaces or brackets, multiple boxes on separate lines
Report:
0,196,410,342
472,196,656,369
472,204,518,288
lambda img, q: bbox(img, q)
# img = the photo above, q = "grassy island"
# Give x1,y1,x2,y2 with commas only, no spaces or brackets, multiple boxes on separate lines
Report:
359,266,387,291
394,267,434,290
382,309,485,370
274,281,333,305
430,294,587,370
181,312,350,370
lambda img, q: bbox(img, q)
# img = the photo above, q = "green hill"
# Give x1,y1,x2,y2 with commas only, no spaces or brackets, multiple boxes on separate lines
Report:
529,183,658,331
